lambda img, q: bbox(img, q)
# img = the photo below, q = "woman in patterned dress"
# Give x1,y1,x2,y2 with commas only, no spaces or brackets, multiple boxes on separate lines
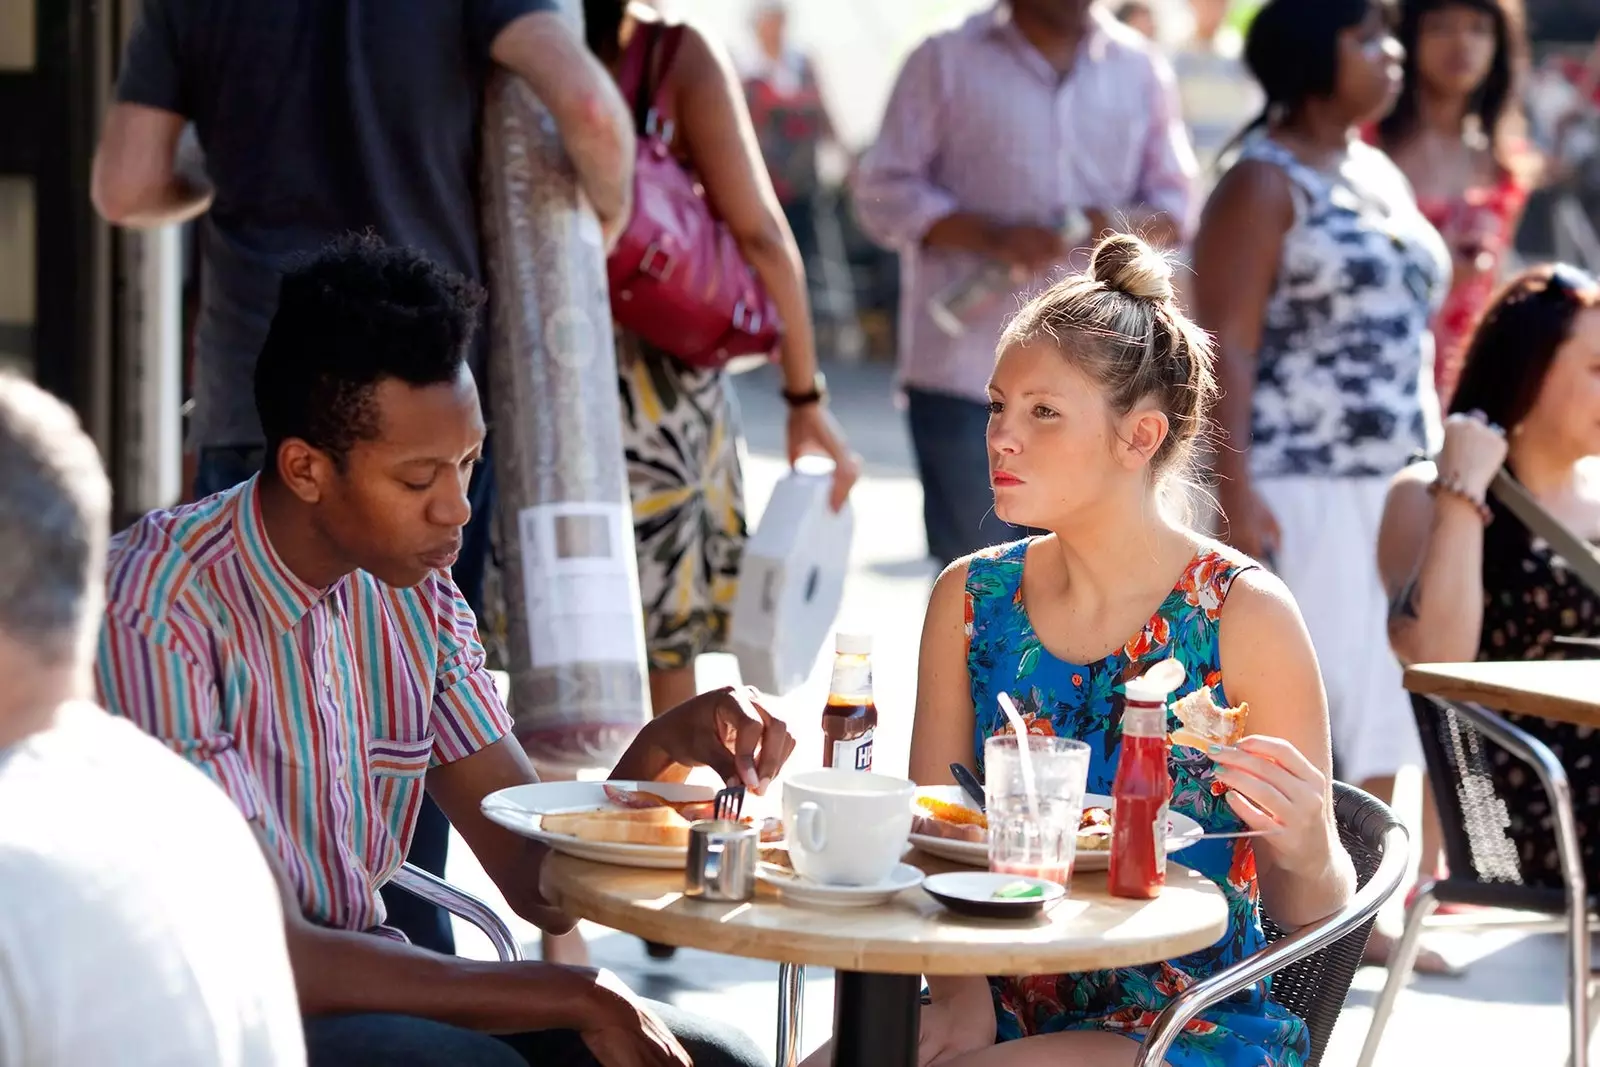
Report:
1375,0,1536,409
1191,0,1453,970
804,233,1352,1067
583,0,859,718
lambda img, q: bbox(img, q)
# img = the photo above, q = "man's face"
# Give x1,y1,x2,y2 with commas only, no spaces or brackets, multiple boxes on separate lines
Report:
1011,0,1094,32
315,367,485,589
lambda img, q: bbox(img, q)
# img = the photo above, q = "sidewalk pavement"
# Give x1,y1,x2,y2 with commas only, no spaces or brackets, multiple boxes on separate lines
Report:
449,358,1579,1065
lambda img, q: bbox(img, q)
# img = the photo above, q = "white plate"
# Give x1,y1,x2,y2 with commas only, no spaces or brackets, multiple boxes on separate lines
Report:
480,780,718,869
757,862,924,908
907,788,1204,870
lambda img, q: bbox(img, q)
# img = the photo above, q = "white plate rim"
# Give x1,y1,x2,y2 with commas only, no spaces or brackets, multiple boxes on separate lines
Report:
757,861,925,900
922,870,1068,906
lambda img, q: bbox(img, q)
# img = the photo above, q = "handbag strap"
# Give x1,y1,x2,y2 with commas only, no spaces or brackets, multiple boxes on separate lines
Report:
617,22,688,138
1490,467,1600,596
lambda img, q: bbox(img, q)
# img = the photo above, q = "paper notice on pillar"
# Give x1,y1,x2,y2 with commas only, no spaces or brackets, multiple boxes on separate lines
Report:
517,502,645,670
729,459,855,694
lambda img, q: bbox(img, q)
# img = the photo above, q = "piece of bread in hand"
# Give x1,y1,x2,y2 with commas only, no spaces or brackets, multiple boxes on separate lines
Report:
1170,686,1248,750
541,806,692,846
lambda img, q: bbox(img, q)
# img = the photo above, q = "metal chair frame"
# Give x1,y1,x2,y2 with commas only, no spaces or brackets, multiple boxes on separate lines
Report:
389,862,524,963
1356,696,1592,1067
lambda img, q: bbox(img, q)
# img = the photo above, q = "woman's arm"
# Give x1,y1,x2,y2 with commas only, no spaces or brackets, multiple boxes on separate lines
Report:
671,25,858,506
1189,159,1294,559
1377,466,1490,666
673,26,814,393
907,562,992,1020
908,561,978,787
1215,569,1356,929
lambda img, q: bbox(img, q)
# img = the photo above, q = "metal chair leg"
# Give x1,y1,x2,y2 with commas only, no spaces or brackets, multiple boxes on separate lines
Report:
1356,881,1438,1067
776,962,805,1067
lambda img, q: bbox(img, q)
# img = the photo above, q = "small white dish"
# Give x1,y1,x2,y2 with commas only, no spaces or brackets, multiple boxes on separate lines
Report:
758,861,924,908
922,871,1067,919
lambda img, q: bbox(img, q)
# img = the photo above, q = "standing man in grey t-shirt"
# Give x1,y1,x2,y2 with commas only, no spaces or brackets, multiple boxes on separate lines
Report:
0,376,304,1066
89,0,635,961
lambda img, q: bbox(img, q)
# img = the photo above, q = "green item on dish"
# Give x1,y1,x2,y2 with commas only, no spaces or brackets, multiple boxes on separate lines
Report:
992,881,1045,900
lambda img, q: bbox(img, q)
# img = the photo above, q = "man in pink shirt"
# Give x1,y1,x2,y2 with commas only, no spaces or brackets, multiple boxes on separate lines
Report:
854,0,1198,566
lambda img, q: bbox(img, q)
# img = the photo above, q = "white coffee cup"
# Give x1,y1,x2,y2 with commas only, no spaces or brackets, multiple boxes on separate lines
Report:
782,769,916,886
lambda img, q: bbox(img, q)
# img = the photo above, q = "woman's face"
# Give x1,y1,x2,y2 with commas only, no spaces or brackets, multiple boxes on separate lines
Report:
1525,306,1600,458
1415,3,1499,99
986,342,1162,528
1335,7,1406,122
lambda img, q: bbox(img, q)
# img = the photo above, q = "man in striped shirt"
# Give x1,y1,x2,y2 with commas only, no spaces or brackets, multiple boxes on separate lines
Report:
97,235,780,1067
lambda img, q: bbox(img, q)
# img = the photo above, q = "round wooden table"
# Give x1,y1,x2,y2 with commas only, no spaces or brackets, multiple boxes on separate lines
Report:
542,850,1229,1067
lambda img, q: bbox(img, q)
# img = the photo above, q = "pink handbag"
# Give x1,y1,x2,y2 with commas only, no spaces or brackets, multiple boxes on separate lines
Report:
607,23,783,370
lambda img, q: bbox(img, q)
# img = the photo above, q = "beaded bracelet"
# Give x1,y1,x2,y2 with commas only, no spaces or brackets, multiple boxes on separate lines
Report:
1429,471,1493,524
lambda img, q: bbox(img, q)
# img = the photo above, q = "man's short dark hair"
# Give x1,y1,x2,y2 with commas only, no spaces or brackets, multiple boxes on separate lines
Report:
0,376,109,664
255,233,487,470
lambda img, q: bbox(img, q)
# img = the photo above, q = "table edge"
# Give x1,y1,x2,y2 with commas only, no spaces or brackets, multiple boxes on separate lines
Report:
542,855,1231,976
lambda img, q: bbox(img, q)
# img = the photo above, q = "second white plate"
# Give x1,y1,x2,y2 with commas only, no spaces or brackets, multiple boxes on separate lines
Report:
907,788,1201,870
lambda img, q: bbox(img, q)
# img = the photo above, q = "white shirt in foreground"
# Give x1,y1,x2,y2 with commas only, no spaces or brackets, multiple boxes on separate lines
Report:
0,702,304,1066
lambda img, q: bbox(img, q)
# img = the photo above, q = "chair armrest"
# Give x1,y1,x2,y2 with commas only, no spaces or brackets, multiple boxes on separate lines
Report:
1134,821,1410,1066
389,863,525,963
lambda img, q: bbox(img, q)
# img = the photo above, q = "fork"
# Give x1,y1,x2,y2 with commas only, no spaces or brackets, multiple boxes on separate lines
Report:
713,784,746,822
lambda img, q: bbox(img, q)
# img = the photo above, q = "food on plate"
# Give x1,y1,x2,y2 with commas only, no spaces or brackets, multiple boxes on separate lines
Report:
911,796,988,842
603,784,716,822
544,787,786,846
1075,805,1113,852
541,805,692,846
1170,686,1249,750
992,880,1046,900
911,795,1116,851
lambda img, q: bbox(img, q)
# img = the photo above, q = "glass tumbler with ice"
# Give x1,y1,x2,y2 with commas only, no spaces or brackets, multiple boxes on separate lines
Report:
984,734,1092,887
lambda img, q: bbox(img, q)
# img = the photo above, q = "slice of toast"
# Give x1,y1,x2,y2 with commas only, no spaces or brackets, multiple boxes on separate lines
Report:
541,806,693,847
1170,686,1249,750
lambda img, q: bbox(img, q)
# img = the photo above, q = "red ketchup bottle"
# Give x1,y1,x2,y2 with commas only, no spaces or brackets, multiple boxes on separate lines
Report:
1108,676,1173,900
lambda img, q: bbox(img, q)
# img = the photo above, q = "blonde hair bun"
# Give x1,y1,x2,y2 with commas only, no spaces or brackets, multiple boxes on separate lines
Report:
1088,232,1175,304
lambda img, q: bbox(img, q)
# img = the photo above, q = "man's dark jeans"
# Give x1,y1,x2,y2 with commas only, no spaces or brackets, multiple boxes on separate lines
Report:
303,1005,769,1067
194,441,499,956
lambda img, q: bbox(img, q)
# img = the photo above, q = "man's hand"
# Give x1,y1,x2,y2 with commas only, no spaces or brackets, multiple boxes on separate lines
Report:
616,686,796,794
987,224,1068,277
577,969,692,1067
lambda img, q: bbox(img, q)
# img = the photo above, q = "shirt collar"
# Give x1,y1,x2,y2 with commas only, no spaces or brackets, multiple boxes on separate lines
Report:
231,475,328,635
988,3,1114,72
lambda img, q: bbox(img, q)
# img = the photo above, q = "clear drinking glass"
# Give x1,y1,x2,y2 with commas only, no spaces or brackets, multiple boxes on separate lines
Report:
984,734,1092,888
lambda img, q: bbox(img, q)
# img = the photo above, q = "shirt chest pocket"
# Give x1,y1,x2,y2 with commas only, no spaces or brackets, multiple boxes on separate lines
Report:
368,735,435,782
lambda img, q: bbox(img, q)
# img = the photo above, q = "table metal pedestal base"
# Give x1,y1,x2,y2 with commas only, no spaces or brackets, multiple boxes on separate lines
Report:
832,971,921,1067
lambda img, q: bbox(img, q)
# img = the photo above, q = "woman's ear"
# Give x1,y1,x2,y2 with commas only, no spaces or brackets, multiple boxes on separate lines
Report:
1118,405,1170,469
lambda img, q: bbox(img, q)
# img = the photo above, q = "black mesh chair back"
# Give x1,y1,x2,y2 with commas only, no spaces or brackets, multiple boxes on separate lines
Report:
1410,692,1569,910
1260,783,1398,1066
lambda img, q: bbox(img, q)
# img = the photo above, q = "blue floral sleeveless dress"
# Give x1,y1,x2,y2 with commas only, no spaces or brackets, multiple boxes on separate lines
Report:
967,539,1311,1067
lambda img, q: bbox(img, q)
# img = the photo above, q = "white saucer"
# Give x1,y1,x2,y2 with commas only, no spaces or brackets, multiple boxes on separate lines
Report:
757,862,925,908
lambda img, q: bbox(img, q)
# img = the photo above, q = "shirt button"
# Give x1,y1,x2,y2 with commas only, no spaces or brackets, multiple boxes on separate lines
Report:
336,765,348,781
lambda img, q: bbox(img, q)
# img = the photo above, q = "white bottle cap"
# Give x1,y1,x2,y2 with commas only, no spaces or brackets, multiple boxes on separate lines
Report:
835,632,873,655
1123,678,1171,706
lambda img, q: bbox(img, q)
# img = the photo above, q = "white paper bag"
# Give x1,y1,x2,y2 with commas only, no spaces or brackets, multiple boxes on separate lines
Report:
729,458,854,694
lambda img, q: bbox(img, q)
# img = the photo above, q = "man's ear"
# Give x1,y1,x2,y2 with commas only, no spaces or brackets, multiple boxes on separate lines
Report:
275,440,337,504
1118,406,1170,470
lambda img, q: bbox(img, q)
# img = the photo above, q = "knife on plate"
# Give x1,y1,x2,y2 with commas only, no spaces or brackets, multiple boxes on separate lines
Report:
948,763,987,813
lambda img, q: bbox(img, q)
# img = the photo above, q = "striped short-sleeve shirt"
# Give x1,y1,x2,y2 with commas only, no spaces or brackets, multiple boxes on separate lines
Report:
96,476,511,934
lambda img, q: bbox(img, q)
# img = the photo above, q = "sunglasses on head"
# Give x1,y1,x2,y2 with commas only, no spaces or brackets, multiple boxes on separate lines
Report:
1544,263,1598,301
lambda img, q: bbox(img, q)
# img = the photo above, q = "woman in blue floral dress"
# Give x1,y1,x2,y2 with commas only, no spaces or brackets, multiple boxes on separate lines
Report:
902,234,1355,1067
